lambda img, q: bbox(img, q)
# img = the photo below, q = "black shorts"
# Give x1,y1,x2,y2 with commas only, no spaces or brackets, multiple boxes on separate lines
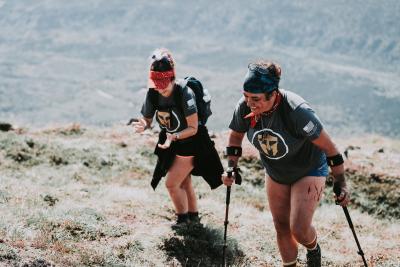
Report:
174,137,196,156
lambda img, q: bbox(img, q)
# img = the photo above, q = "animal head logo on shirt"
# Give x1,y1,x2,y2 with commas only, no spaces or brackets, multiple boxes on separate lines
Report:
157,111,171,129
252,129,288,160
258,133,278,156
155,109,181,132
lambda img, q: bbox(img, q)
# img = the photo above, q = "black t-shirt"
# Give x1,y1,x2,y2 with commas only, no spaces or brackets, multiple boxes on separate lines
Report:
141,84,198,133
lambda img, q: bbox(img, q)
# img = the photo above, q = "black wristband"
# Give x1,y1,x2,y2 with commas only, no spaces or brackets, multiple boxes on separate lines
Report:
326,154,344,167
226,146,242,157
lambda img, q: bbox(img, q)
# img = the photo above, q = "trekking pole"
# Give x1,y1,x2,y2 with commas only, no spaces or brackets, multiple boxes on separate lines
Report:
222,168,233,267
334,186,368,267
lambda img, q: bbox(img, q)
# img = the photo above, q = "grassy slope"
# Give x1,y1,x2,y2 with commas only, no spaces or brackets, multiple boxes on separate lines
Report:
0,125,399,266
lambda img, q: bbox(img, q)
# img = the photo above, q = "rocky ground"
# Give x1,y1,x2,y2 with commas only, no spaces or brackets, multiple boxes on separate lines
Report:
0,123,399,266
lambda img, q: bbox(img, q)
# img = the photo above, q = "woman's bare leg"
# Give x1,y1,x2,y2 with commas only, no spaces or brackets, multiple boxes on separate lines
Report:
165,156,194,214
181,174,198,212
290,176,325,246
266,175,298,263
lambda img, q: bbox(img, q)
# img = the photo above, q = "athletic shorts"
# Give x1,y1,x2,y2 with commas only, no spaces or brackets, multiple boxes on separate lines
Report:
307,159,329,177
174,137,196,156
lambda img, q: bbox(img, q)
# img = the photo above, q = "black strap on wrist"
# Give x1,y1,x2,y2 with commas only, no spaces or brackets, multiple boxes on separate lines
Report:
226,146,242,157
326,154,344,167
226,166,242,185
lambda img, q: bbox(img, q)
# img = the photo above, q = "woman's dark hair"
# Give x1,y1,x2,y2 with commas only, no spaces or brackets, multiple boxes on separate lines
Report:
253,60,282,79
251,60,281,100
149,48,175,81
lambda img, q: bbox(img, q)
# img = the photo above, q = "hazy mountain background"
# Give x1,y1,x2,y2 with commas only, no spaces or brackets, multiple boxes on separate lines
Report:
1,0,399,137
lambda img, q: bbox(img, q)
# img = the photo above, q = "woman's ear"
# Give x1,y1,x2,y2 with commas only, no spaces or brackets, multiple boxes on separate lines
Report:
265,92,273,101
265,91,277,101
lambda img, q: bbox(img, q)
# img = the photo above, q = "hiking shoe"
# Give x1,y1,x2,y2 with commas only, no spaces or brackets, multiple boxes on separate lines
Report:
306,243,321,267
171,213,189,230
171,220,188,231
188,212,201,225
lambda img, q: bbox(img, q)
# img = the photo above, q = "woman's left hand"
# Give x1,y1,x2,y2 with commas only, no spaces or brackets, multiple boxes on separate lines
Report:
157,133,175,149
333,182,350,207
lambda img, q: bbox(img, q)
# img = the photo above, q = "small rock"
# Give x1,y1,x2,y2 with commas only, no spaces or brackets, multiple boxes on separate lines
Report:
118,141,128,148
346,145,361,150
0,122,13,132
377,148,384,153
370,173,382,183
26,139,35,148
42,194,59,206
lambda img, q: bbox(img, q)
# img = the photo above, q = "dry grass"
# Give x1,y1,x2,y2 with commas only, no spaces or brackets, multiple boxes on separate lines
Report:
0,125,399,266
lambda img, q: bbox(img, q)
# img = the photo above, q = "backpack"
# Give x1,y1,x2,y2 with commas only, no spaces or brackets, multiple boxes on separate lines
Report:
148,76,212,125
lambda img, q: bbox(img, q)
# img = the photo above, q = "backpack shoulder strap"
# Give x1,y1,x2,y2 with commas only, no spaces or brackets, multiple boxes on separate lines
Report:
172,83,185,114
147,88,159,109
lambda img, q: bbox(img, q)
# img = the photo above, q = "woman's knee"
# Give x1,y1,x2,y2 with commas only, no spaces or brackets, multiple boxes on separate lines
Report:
272,217,291,235
180,176,192,188
165,176,181,190
290,222,312,243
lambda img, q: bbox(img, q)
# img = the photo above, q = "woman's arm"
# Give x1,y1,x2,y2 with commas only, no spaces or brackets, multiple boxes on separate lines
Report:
172,113,198,141
222,130,245,186
227,130,245,168
132,117,153,133
158,113,198,149
311,129,349,206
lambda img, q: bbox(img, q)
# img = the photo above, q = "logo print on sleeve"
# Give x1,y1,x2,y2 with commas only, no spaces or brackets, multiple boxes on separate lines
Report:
251,129,288,160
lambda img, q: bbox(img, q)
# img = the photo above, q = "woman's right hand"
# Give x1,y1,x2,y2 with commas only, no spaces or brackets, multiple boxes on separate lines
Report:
132,118,148,133
221,171,235,186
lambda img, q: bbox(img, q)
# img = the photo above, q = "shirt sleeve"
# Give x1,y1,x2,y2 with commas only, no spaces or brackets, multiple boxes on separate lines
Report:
291,103,323,140
140,90,156,119
228,97,250,133
181,86,198,117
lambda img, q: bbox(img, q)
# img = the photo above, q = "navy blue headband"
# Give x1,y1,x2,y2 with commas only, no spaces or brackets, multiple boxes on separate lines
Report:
243,68,280,94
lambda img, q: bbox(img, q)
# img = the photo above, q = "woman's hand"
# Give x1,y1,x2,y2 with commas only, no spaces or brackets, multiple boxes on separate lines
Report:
221,169,236,186
157,132,176,149
333,182,350,207
132,118,148,133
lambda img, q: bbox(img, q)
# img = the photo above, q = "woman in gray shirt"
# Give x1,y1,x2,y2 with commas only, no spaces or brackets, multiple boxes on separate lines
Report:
222,60,350,267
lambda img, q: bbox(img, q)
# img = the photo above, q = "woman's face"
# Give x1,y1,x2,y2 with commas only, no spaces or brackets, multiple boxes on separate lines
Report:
154,80,174,97
243,91,276,115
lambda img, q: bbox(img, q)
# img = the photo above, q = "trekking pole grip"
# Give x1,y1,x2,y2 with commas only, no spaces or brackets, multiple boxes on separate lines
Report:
333,182,342,205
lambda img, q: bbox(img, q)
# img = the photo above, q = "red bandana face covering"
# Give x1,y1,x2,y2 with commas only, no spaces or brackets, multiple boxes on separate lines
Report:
149,70,175,90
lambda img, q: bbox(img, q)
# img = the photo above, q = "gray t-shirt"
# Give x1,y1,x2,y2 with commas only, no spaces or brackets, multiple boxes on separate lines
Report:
229,89,325,184
141,84,198,133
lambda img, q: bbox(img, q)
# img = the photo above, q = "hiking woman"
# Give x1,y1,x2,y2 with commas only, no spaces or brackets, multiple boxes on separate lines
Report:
222,60,349,267
133,48,223,228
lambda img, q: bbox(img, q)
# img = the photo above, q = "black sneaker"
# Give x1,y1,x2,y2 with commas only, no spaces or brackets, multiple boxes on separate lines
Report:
306,243,321,267
171,213,189,230
188,212,201,224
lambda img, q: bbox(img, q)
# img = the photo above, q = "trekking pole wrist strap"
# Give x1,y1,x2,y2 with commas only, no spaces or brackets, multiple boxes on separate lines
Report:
326,153,344,167
226,146,242,157
226,167,242,185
